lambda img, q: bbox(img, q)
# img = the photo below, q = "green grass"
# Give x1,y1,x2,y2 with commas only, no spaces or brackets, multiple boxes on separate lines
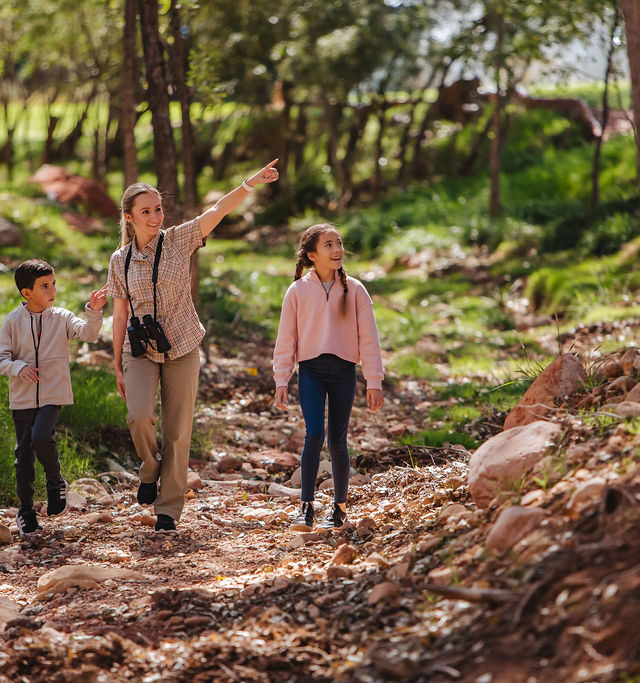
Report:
402,427,479,451
1,82,640,505
0,365,128,506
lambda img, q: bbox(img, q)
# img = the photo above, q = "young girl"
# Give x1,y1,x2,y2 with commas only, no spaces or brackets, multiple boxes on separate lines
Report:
273,223,384,530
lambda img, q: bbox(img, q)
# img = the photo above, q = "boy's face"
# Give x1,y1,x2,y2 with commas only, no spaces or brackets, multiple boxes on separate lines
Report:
22,273,56,313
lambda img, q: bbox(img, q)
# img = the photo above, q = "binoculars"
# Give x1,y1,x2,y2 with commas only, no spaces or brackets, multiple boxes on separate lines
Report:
127,315,172,357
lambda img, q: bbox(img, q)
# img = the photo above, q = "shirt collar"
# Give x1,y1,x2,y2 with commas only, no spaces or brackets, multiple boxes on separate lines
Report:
309,269,338,284
131,232,161,259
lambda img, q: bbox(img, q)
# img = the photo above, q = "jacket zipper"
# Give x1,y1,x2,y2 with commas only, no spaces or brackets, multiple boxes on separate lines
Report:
317,278,332,302
29,314,42,408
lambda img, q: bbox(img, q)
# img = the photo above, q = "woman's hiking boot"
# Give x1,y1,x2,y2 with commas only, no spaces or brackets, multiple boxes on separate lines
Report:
137,481,158,505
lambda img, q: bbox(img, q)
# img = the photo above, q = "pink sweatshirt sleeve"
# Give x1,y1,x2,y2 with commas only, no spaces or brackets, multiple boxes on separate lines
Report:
273,286,298,388
355,285,384,390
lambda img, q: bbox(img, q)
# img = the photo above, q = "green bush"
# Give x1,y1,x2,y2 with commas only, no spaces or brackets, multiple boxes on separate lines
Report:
0,365,126,506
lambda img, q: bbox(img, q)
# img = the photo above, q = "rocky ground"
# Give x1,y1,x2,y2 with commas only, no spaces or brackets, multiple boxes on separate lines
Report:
1,326,640,682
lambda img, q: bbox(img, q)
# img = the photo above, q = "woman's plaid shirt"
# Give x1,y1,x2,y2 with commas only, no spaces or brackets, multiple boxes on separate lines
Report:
107,218,205,363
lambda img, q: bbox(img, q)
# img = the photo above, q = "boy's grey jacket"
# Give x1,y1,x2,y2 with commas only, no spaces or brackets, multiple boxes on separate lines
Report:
0,302,103,409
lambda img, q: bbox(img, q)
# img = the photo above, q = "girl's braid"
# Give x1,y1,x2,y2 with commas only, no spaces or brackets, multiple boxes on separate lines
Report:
293,224,325,281
294,255,308,281
337,266,348,317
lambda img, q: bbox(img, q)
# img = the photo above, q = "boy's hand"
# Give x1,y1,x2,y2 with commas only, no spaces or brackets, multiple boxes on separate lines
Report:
366,388,384,412
274,386,288,410
89,284,108,311
247,159,279,187
18,366,38,383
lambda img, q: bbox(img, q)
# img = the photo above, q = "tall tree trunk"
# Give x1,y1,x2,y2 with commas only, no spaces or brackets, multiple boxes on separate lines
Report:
341,106,370,202
272,80,293,200
322,96,347,200
410,65,451,179
43,111,59,165
371,99,389,195
1,102,17,180
621,0,640,197
396,98,419,184
137,0,180,226
293,105,307,173
122,0,139,188
54,84,99,161
591,2,620,216
489,12,504,218
169,0,196,217
168,0,199,309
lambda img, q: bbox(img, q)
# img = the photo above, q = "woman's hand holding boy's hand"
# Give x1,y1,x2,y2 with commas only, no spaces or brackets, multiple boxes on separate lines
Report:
247,159,279,188
367,388,384,412
89,284,109,311
274,386,288,410
18,366,38,383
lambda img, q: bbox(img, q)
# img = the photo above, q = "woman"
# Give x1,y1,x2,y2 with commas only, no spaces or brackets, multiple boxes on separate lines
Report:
107,160,278,532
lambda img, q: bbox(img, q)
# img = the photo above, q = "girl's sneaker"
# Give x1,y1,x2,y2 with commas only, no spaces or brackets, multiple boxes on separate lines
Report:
16,509,42,535
46,479,69,517
319,503,347,529
290,502,314,531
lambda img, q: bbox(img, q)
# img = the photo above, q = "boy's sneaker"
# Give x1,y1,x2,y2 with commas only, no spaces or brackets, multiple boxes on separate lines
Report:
154,514,176,533
319,503,347,529
290,502,314,532
46,479,69,517
16,509,42,535
137,481,158,505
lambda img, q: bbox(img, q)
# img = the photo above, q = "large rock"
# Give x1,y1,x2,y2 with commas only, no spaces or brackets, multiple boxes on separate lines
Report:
70,478,113,506
613,401,640,418
0,523,11,545
504,355,587,431
29,165,119,218
62,212,106,235
0,217,23,246
486,506,546,553
468,420,562,508
567,477,606,515
248,449,300,474
0,597,20,630
37,564,153,595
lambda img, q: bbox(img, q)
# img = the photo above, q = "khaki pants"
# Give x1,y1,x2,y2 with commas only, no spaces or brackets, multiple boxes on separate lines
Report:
123,347,200,521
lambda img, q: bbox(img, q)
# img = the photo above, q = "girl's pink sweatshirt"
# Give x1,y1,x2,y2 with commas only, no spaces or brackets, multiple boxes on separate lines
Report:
273,269,384,390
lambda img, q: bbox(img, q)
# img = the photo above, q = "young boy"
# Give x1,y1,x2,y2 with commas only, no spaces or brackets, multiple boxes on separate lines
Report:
0,260,107,535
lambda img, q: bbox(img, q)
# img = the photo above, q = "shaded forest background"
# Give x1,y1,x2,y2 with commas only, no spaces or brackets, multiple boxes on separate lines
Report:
0,0,636,226
2,0,640,499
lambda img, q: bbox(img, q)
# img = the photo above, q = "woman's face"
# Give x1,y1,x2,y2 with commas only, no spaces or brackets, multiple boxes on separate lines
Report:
126,191,164,235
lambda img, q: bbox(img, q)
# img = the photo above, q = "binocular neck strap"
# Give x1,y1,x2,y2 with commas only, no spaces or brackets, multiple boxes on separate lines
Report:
124,232,164,321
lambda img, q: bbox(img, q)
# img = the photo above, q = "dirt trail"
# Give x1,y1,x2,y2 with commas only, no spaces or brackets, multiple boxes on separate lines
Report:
2,322,640,681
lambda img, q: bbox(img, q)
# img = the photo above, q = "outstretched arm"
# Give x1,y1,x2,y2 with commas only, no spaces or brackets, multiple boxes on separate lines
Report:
199,159,279,239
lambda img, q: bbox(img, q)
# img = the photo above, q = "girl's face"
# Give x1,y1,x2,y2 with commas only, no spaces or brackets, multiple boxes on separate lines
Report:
125,191,164,236
307,229,344,274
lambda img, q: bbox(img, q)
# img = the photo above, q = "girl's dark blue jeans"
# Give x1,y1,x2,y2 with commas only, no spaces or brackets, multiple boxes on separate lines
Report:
298,353,356,504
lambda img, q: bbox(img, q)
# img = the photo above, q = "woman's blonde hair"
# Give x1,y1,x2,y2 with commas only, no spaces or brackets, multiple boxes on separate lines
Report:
119,182,161,247
294,223,349,317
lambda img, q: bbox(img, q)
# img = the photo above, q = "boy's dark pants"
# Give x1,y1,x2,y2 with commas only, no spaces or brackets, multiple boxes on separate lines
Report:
12,405,62,510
